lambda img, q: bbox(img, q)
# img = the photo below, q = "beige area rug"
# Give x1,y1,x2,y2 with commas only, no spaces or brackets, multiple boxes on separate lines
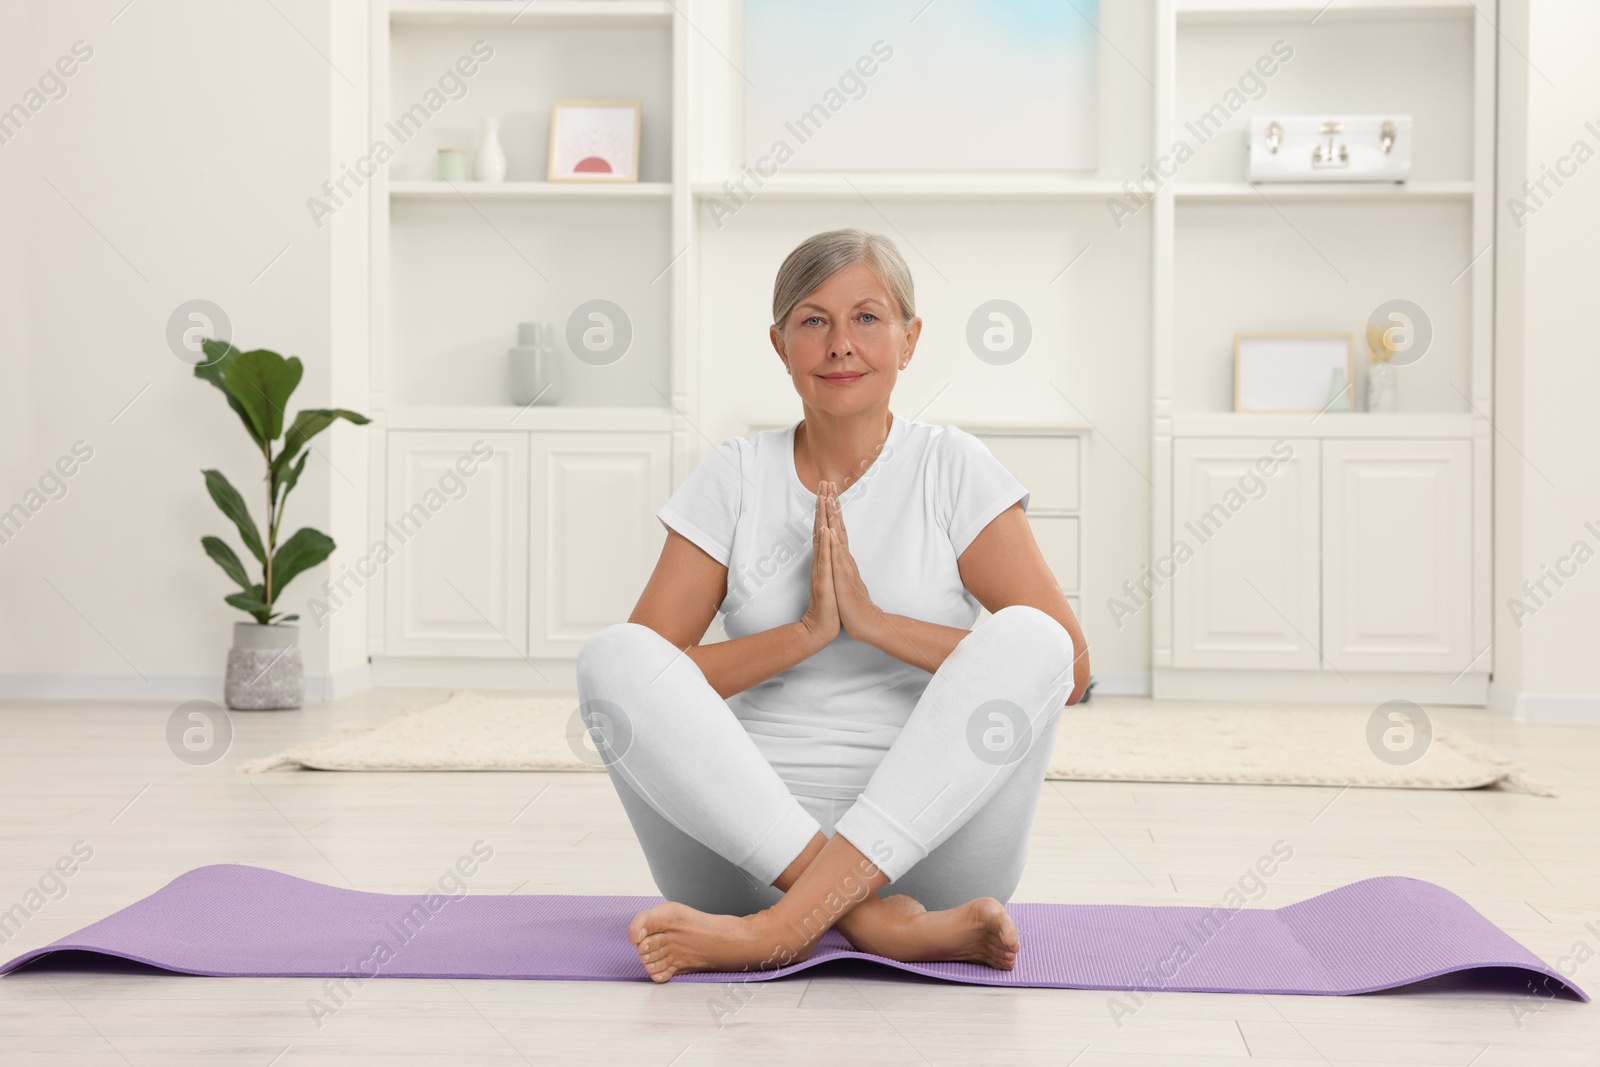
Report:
240,690,1555,794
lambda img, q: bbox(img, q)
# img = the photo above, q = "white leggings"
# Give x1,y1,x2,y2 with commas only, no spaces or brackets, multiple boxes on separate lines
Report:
574,605,1075,915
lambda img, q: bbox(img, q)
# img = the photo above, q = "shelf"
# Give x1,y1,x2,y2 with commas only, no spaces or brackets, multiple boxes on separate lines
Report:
1169,412,1475,438
384,405,676,432
389,0,674,28
1175,0,1475,23
1174,181,1475,202
691,175,1125,202
390,181,673,201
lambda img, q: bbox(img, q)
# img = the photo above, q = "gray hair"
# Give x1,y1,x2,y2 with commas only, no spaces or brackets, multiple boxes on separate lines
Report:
772,229,916,336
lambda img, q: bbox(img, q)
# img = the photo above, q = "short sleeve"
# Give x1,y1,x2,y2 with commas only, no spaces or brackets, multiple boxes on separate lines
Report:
657,436,746,567
937,427,1030,558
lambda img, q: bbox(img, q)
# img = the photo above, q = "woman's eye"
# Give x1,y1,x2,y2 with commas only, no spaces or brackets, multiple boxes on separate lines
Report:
859,313,877,323
804,315,823,326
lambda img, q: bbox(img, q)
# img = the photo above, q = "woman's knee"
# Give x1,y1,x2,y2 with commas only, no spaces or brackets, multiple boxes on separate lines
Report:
576,621,669,697
988,604,1074,663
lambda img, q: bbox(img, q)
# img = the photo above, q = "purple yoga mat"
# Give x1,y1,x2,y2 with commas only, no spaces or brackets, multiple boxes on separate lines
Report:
0,865,1585,998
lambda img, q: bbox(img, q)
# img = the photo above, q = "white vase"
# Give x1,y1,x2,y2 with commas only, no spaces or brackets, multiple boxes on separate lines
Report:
475,117,507,183
1366,360,1398,412
1324,366,1352,412
509,322,563,406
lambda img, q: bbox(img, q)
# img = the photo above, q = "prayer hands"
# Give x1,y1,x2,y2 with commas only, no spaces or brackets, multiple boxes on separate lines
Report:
821,481,884,642
800,481,841,648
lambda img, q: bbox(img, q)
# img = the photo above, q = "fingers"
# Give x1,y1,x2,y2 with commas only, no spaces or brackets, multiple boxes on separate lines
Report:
825,485,849,556
821,482,847,547
817,494,834,576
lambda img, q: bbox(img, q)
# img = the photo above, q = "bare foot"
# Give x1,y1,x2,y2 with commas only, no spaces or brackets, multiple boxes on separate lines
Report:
835,893,1020,970
628,902,813,983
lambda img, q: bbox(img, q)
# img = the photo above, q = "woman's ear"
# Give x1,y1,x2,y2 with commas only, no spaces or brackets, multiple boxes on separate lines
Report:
901,316,923,361
770,324,793,374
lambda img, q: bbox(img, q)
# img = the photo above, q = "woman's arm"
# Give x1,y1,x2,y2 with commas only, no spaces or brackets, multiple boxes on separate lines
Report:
822,486,977,676
628,493,839,700
956,503,1090,704
828,493,1089,703
628,531,821,698
852,612,970,676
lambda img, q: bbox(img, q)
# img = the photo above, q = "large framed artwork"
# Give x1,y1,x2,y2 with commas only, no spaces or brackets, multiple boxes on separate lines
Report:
743,0,1100,172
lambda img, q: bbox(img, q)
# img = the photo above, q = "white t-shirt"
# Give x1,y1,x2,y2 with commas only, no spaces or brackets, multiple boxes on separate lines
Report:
655,413,1030,801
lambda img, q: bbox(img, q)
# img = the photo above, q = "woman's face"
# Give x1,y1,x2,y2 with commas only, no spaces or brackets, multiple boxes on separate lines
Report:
769,262,922,418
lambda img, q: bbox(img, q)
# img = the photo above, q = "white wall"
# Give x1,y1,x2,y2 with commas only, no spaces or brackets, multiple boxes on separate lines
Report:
0,0,362,700
1493,0,1600,721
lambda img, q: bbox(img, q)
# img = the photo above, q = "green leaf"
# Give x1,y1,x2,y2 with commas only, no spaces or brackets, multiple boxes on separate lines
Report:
193,339,240,387
271,408,370,488
225,587,273,625
269,527,335,602
202,469,266,565
223,349,303,444
279,614,300,622
275,452,309,512
201,535,254,590
193,340,265,448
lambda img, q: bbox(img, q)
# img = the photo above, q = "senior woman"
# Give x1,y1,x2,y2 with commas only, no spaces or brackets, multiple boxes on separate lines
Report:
576,228,1089,982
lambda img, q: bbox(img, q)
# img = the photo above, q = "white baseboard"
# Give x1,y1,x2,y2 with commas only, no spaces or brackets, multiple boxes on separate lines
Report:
318,664,375,701
1152,668,1490,706
0,664,374,705
1088,670,1151,697
368,660,1153,699
1488,683,1600,724
370,657,579,692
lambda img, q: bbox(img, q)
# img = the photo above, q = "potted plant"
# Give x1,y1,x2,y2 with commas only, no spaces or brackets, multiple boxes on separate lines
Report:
194,340,369,709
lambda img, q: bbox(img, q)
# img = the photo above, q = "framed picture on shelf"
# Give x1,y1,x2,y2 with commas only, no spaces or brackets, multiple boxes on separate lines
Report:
548,101,641,182
1234,333,1353,413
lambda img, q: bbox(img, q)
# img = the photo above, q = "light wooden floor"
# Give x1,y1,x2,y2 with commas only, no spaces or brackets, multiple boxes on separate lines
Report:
0,692,1595,1065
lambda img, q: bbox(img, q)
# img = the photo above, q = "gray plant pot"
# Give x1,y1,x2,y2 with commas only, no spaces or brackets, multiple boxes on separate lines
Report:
224,622,304,710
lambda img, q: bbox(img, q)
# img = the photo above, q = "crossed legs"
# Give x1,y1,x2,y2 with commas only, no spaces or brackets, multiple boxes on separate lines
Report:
574,604,1074,980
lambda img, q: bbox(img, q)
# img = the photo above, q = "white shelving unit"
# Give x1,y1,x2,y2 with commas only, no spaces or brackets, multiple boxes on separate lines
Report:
690,176,1129,201
388,0,674,28
1150,0,1496,702
389,180,674,201
351,0,1501,700
1172,181,1474,201
1174,0,1477,21
363,0,691,680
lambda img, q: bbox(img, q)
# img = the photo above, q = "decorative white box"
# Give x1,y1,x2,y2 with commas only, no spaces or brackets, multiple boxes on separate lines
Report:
1247,115,1412,183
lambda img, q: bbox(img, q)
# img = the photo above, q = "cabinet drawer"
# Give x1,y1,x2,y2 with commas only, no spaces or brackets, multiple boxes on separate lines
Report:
1321,438,1472,672
383,431,529,658
976,434,1081,512
529,432,672,656
1030,515,1081,592
1171,437,1320,670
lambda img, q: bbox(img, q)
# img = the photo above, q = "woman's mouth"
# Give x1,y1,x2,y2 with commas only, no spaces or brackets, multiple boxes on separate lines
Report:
819,371,865,384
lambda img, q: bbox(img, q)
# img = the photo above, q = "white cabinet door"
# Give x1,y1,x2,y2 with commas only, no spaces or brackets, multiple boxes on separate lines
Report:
384,432,529,658
529,432,671,657
1172,438,1320,669
1322,439,1472,673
